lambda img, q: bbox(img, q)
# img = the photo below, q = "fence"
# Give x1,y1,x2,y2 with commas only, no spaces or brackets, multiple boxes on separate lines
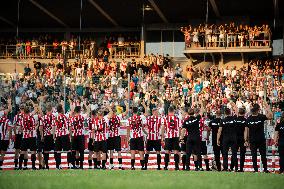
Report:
0,42,141,59
184,32,271,50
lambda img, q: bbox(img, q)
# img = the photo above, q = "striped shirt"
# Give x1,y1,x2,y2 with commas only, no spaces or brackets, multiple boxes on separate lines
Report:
108,115,122,138
127,115,145,139
105,89,112,98
13,113,24,134
88,117,96,139
0,116,12,140
55,113,69,137
40,113,56,136
146,116,163,140
94,116,109,141
165,87,173,97
70,115,85,136
22,114,36,138
164,115,181,138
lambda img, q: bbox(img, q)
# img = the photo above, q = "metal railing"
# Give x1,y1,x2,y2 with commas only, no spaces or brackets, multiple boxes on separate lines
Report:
184,32,271,50
0,43,141,59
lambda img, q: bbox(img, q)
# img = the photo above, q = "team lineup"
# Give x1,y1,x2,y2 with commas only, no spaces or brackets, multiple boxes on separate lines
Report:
0,98,279,173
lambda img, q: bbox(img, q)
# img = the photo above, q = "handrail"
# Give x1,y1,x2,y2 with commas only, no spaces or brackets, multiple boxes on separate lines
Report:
183,32,272,50
0,42,141,59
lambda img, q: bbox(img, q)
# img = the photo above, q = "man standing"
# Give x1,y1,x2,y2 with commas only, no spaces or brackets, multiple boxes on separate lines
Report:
145,107,163,170
70,106,86,169
13,105,25,170
234,108,247,172
39,104,55,169
87,110,96,169
54,104,73,169
245,103,272,173
108,103,128,170
0,104,12,170
217,108,238,172
93,108,112,170
208,110,222,171
180,109,202,171
161,106,181,170
274,114,284,173
126,107,146,170
19,106,37,170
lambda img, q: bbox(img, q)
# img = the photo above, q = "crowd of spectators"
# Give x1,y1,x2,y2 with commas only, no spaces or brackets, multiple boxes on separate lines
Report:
1,51,283,134
180,22,271,48
0,34,140,59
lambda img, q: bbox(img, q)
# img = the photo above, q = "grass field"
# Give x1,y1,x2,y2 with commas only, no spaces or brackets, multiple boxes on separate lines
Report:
0,170,283,189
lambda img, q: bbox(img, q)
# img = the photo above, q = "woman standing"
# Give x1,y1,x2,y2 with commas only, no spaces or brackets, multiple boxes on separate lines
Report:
274,114,284,174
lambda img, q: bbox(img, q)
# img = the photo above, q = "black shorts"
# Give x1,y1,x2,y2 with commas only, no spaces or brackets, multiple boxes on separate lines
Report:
94,140,107,153
0,140,9,151
37,137,44,153
130,137,144,151
43,135,54,151
72,135,85,151
180,136,188,152
164,137,180,151
55,135,71,152
146,139,161,152
88,138,94,151
14,134,23,149
21,137,37,151
107,136,121,151
200,141,207,155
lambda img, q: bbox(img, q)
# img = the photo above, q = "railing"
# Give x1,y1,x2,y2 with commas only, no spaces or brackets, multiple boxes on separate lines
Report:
184,32,271,50
110,42,141,59
0,42,141,59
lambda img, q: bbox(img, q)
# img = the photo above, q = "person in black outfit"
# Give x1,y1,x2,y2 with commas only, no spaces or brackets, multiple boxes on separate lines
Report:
208,110,222,171
245,103,272,173
217,108,238,172
232,108,247,172
180,108,202,171
274,114,284,174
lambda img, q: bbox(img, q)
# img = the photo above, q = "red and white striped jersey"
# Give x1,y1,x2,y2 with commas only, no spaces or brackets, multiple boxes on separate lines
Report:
55,113,69,137
22,114,36,138
105,89,112,98
164,115,181,138
70,114,85,136
165,87,173,97
40,113,56,136
0,116,12,140
94,116,109,141
13,112,24,134
127,115,145,139
146,116,163,140
108,114,123,138
199,117,209,141
87,117,96,139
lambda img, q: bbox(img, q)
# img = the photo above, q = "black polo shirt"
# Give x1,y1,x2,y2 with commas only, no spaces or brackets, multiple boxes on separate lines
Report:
246,114,268,143
183,115,201,140
220,116,237,140
235,116,246,141
209,117,222,146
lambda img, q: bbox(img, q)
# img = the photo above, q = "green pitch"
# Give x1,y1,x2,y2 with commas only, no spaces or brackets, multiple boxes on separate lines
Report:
0,170,283,189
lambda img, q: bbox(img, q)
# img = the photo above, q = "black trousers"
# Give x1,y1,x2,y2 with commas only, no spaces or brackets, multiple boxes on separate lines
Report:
250,140,267,171
185,137,201,168
222,138,238,171
279,143,284,172
212,144,222,171
230,139,246,171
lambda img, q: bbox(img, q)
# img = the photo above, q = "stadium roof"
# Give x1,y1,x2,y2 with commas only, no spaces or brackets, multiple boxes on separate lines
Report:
0,0,282,31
